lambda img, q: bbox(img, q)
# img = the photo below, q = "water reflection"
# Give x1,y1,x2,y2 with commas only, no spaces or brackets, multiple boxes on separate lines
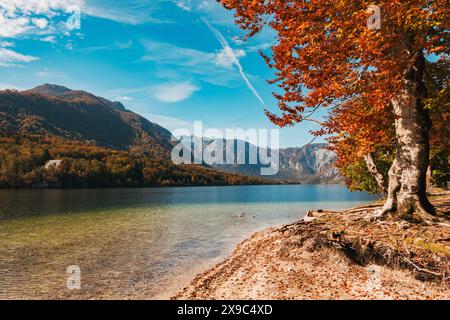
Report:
0,185,379,299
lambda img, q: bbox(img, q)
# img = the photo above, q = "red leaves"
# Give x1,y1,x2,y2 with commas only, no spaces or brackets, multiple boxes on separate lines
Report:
219,0,448,168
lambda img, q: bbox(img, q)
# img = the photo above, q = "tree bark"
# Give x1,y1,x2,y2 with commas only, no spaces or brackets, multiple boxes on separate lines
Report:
364,153,387,194
426,165,433,189
381,52,436,218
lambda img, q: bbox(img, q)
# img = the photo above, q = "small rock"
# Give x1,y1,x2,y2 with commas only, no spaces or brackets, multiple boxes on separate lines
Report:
306,210,314,217
233,212,246,218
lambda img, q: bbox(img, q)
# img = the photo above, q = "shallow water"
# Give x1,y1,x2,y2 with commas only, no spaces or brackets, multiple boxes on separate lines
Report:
0,185,379,299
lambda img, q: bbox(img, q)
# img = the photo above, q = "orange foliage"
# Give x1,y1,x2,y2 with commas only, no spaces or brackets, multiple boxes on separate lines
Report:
220,0,449,160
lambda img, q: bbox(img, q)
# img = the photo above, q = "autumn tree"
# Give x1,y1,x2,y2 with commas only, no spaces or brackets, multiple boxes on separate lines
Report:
332,58,449,195
220,0,449,218
326,98,395,195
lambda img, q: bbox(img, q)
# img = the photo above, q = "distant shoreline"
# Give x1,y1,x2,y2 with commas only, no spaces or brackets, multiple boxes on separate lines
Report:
0,181,300,190
0,181,360,191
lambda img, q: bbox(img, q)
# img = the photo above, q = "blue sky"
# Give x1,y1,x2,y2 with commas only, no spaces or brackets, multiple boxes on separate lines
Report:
0,0,324,148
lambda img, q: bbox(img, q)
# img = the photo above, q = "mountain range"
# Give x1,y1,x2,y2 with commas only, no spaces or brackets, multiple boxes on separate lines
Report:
0,84,341,185
182,137,341,183
1,84,174,158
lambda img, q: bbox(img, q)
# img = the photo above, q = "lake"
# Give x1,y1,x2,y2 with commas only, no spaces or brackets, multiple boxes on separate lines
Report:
0,185,379,299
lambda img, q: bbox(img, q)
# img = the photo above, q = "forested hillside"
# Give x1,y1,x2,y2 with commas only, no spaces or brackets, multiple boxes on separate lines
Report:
0,85,273,188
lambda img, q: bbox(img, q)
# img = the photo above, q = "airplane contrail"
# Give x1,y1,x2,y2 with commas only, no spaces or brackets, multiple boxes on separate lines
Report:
202,17,267,108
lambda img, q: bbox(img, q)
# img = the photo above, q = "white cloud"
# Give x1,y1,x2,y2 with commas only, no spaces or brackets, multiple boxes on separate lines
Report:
40,35,56,43
0,0,235,39
32,17,49,29
0,0,83,14
115,96,133,101
140,39,242,87
151,82,200,103
0,0,172,30
170,0,237,28
115,40,133,49
202,18,267,108
85,1,173,25
0,15,30,37
231,36,245,46
141,113,195,133
35,69,65,78
214,47,246,69
0,41,15,47
0,0,84,37
196,0,234,25
86,0,232,26
141,40,214,67
0,48,38,67
0,40,38,68
176,0,192,11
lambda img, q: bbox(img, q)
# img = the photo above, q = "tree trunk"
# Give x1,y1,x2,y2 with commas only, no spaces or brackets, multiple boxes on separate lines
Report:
364,153,387,194
426,165,433,189
381,52,436,218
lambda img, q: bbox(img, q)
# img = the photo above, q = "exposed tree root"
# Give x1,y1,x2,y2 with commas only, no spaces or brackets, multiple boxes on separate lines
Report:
287,197,450,283
368,190,449,224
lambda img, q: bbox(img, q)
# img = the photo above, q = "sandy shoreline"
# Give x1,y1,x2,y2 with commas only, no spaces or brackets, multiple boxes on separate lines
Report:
173,194,450,300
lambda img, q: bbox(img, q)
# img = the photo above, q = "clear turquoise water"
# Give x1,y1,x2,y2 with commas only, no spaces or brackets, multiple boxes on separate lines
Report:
0,185,379,299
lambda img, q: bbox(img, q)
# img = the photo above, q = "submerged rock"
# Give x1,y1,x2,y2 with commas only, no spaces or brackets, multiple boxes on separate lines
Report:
233,213,246,218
